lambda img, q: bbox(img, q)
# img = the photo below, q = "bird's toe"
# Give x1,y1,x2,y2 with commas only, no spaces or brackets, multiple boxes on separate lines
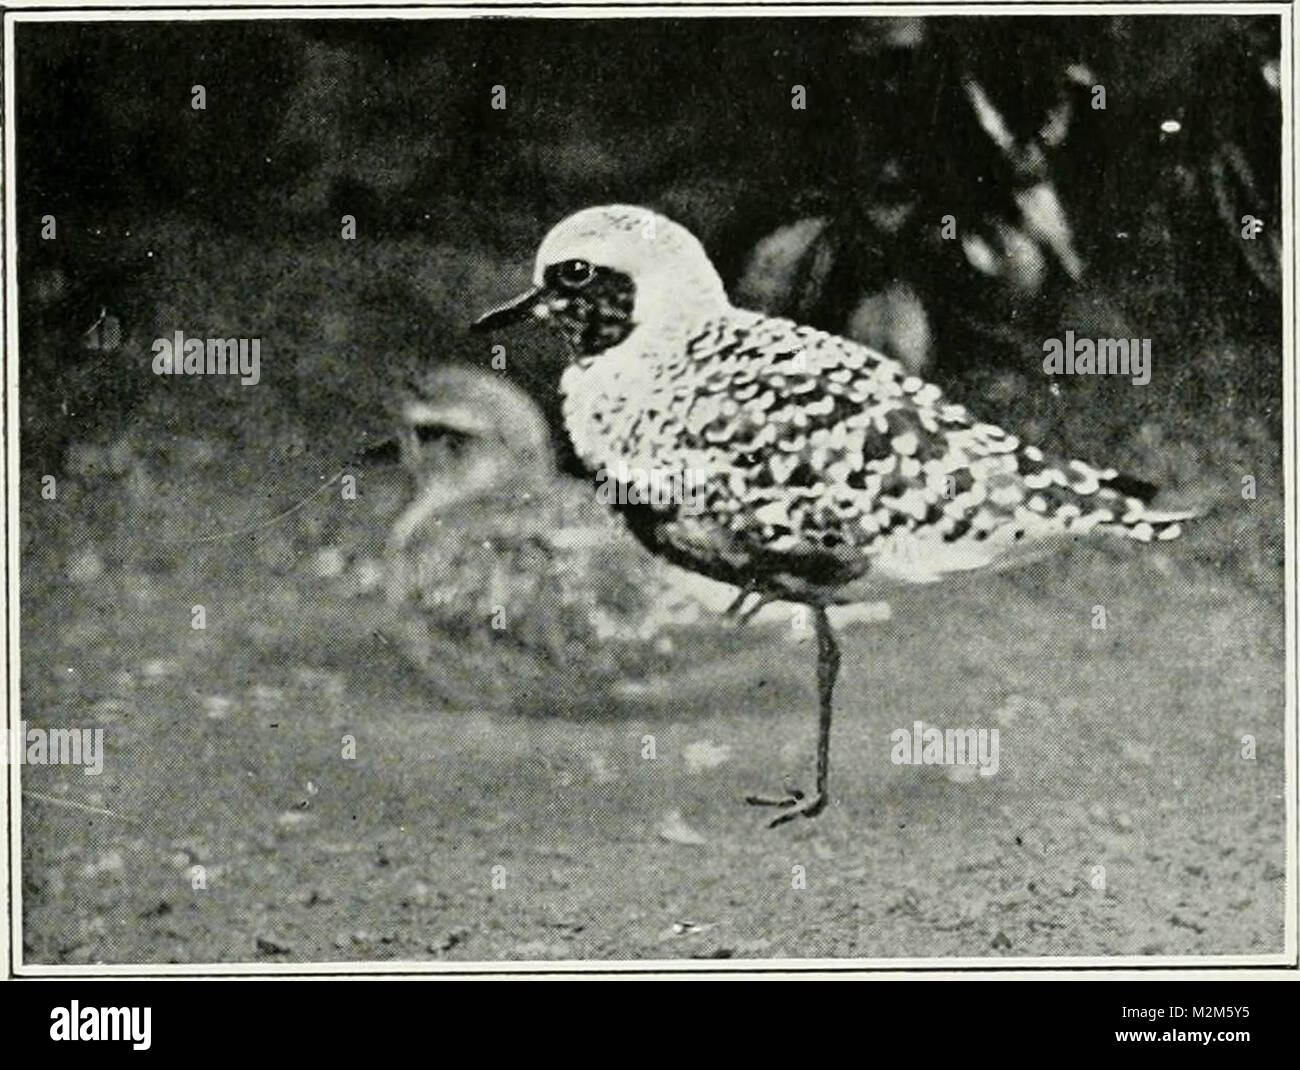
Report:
762,792,827,829
744,787,805,808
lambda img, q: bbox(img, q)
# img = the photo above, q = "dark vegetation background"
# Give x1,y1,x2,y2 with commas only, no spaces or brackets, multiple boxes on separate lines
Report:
17,16,1282,592
14,16,1287,964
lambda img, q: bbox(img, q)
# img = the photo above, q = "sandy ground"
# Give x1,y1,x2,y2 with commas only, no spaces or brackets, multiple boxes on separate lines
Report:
18,526,1285,965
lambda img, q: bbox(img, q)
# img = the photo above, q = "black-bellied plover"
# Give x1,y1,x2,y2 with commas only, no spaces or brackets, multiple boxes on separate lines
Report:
473,204,1193,827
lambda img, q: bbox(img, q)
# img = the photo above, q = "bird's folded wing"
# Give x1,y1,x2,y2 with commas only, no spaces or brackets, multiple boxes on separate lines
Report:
641,310,1189,589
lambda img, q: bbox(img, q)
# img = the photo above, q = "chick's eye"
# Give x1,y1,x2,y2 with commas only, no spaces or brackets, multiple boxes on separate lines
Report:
414,425,472,453
556,259,595,288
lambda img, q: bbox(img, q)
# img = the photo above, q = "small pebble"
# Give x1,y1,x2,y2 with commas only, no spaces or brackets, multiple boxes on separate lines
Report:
256,935,292,955
657,810,707,846
309,547,347,579
682,740,732,773
66,549,104,583
141,658,181,682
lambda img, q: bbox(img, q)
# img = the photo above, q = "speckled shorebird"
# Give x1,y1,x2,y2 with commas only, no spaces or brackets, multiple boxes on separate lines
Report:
473,204,1194,827
385,364,711,711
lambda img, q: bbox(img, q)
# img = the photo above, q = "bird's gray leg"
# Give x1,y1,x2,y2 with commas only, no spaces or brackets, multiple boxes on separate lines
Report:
745,606,837,827
735,593,776,627
723,584,757,621
724,582,777,628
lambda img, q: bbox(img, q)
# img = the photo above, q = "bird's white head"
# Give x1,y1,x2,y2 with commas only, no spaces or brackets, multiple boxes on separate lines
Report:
472,205,729,355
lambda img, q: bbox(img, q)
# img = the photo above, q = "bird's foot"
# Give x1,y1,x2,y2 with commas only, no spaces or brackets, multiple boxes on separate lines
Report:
744,788,827,828
745,787,804,807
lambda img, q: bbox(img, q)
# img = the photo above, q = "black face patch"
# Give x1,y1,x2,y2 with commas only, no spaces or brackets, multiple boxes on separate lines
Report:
541,263,636,356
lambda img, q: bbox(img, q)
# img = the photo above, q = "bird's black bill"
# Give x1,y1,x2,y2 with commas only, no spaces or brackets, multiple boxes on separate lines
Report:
349,436,402,467
471,288,544,332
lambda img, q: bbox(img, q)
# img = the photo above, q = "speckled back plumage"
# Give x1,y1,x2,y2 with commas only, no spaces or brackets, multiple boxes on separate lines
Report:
546,206,1192,605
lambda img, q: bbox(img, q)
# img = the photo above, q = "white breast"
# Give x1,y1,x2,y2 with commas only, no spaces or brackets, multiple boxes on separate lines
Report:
560,342,682,475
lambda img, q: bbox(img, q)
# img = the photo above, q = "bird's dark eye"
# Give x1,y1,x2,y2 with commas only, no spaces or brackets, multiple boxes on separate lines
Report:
555,259,596,289
414,424,472,452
